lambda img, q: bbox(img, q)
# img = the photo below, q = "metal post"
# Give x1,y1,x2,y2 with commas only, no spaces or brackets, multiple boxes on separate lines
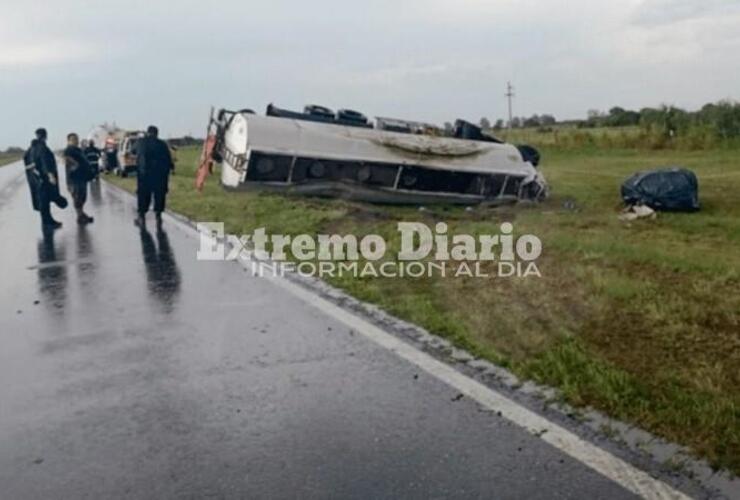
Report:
393,166,403,190
505,81,515,129
286,156,297,184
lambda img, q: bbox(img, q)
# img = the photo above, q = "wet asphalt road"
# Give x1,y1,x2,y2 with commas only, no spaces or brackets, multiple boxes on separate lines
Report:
0,162,639,499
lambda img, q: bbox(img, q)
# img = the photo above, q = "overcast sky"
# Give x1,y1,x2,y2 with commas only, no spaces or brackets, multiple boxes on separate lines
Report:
1,0,739,148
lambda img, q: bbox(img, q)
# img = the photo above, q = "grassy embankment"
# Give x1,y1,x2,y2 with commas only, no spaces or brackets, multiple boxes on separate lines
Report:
108,136,740,474
0,153,20,167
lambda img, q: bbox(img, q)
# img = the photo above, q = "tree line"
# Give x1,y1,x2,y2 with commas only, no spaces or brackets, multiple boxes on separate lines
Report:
487,115,557,130
478,99,740,142
583,101,740,138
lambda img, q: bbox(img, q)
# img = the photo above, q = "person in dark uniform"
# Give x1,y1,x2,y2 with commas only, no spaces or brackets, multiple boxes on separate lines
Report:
135,125,174,227
103,138,118,174
26,128,67,230
83,139,102,179
23,139,41,212
63,133,94,225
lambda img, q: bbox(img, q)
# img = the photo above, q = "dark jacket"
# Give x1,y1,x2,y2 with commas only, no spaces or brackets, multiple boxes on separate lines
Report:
23,140,37,167
64,145,92,183
136,136,173,186
30,140,59,182
24,140,41,211
84,145,101,167
28,140,66,208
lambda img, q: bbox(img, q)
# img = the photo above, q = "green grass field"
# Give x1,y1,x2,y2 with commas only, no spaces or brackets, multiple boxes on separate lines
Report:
497,125,740,151
499,125,643,148
108,144,740,473
0,153,20,167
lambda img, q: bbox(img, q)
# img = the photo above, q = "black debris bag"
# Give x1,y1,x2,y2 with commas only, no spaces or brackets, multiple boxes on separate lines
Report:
621,167,699,212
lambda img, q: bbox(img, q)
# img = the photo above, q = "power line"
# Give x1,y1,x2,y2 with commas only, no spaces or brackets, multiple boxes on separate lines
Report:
505,81,515,129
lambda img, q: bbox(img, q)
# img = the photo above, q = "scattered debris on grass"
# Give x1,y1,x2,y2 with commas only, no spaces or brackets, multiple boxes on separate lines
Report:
619,204,657,222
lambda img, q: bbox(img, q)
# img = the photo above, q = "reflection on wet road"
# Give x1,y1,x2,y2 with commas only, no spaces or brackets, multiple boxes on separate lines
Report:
139,226,181,314
37,229,68,317
0,162,639,499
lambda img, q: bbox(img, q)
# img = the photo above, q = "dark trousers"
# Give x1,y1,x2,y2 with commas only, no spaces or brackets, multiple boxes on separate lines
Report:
25,170,40,211
68,181,88,209
38,184,54,223
137,182,167,215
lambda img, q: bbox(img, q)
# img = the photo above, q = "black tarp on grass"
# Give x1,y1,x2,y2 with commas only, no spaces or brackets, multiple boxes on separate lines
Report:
621,167,700,212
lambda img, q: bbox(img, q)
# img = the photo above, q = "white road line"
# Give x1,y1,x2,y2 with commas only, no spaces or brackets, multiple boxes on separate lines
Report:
163,209,691,499
263,272,689,500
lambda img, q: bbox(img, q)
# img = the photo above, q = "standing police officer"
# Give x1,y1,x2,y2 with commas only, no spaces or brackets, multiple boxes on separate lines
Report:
135,125,174,227
84,139,102,179
25,128,67,230
23,139,42,212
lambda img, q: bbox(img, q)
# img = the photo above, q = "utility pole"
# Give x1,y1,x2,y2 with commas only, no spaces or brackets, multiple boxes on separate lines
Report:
505,81,515,129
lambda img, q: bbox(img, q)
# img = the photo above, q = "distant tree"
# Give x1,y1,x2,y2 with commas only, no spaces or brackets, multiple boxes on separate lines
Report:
479,117,491,129
639,105,690,138
168,135,204,147
443,122,454,134
523,114,541,128
697,100,740,139
639,107,661,129
623,111,641,126
493,119,505,130
585,109,605,127
510,117,522,128
4,146,24,154
540,114,556,126
605,106,640,127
